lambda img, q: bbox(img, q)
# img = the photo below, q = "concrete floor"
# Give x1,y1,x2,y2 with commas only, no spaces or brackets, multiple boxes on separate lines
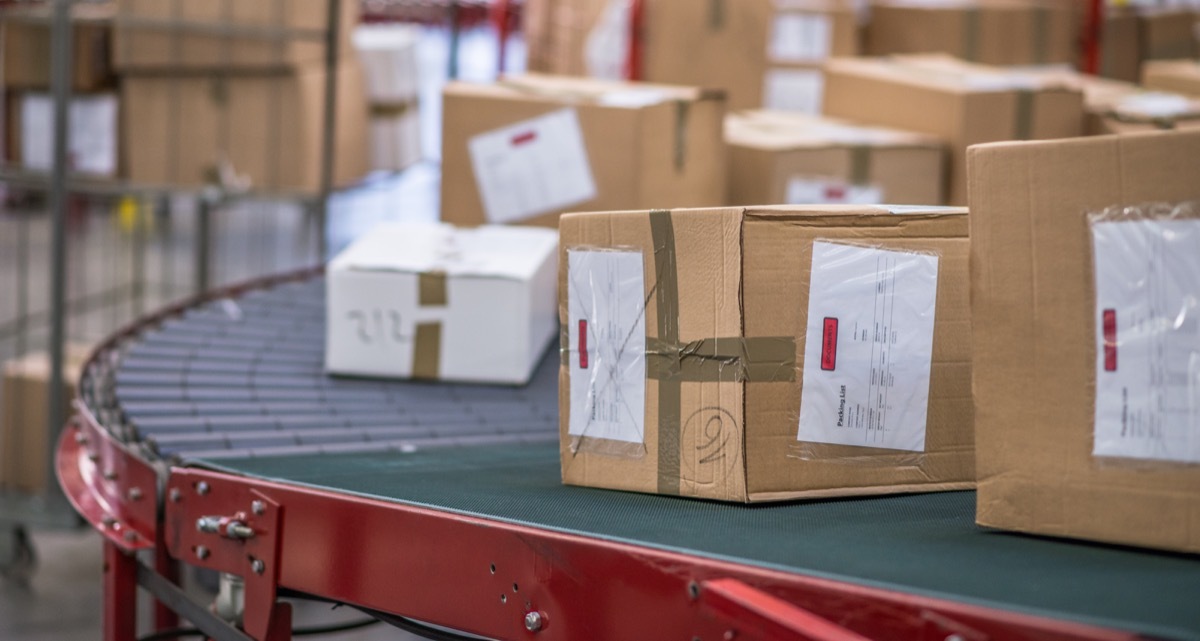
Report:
0,23,522,640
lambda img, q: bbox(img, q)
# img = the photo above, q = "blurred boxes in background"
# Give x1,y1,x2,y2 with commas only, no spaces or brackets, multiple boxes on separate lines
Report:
867,0,1079,66
440,74,726,228
5,92,119,177
968,130,1200,554
353,24,423,172
526,0,859,111
558,205,973,502
326,222,559,384
725,110,944,205
1143,59,1200,96
112,0,358,71
121,60,368,192
0,3,115,91
823,55,1084,204
1100,7,1196,82
1,346,90,494
1025,69,1200,134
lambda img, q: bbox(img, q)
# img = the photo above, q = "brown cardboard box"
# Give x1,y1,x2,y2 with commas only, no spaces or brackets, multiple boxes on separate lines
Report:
1143,59,1200,97
725,110,945,205
121,60,368,193
112,0,358,71
440,74,726,228
1013,68,1200,134
867,0,1079,66
1099,9,1141,82
0,4,114,91
967,130,1200,553
559,205,974,502
823,56,1085,204
1138,7,1196,61
1101,9,1197,82
1,346,90,494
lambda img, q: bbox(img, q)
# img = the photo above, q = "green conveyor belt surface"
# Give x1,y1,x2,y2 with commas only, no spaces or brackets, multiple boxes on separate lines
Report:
201,443,1200,641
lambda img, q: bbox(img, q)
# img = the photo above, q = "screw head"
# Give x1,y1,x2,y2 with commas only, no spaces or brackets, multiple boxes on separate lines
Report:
724,630,737,641
123,530,137,542
195,545,210,560
251,500,265,515
524,611,543,632
128,487,143,501
196,481,210,495
687,581,700,601
101,515,116,528
103,470,116,481
87,452,99,462
74,432,88,445
945,636,966,641
169,488,181,503
251,558,265,575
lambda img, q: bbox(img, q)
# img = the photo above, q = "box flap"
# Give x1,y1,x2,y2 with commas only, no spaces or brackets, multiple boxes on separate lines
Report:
330,222,558,280
725,110,943,150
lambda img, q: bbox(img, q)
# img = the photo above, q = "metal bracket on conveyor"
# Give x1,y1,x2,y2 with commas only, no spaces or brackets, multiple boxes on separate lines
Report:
164,469,291,641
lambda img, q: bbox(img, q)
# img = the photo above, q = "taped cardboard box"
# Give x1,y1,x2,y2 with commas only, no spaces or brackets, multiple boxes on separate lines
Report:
0,3,114,91
327,222,558,384
368,101,422,172
1,346,90,494
967,130,1200,553
121,60,368,193
823,56,1084,204
867,0,1078,66
440,74,726,229
559,205,974,502
1143,59,1200,97
1100,8,1197,83
726,110,945,206
112,0,359,71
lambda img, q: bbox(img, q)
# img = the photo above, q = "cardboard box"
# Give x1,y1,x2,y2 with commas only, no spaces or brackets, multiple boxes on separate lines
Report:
525,0,858,110
1,346,90,494
112,0,358,71
559,204,974,502
725,110,945,205
440,74,726,228
0,4,114,91
644,0,859,110
121,60,368,193
352,24,421,104
823,56,1085,204
368,102,422,172
1010,68,1200,134
6,92,119,177
967,130,1200,553
867,0,1079,66
326,222,558,384
1138,7,1197,62
1143,59,1200,97
1099,9,1142,82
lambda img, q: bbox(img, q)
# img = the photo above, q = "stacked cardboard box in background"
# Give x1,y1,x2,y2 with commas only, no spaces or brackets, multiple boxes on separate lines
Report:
1,346,90,494
968,129,1200,554
1019,68,1200,134
440,74,726,228
1,3,120,177
114,0,368,192
353,23,423,173
558,205,974,502
1100,7,1197,82
725,110,945,205
823,55,1085,204
1143,59,1200,96
867,0,1079,66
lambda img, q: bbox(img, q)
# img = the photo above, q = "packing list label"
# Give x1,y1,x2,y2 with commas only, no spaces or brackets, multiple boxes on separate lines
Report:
567,250,646,444
763,69,824,114
769,13,832,63
786,177,882,205
468,108,597,224
1092,218,1200,463
797,242,939,451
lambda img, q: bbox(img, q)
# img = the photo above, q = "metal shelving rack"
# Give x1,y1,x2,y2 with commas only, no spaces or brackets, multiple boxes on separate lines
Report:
0,0,344,578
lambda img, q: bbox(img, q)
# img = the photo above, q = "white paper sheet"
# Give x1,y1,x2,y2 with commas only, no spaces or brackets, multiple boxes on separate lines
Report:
468,108,597,224
769,13,833,63
567,249,647,444
763,69,824,114
797,242,939,451
1092,217,1200,463
786,177,882,205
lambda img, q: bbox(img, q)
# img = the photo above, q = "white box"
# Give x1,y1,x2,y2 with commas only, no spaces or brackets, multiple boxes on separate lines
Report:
369,107,422,172
326,222,559,384
19,93,118,176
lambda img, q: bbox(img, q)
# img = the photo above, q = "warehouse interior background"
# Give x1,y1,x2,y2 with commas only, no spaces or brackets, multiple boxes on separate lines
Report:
1,0,1199,639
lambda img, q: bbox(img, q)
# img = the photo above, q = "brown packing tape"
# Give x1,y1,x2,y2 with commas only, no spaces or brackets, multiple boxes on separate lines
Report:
411,322,441,379
963,7,980,62
1032,4,1048,65
1014,90,1034,140
673,101,689,172
849,146,871,186
645,210,797,495
418,271,448,306
371,100,417,118
708,0,725,30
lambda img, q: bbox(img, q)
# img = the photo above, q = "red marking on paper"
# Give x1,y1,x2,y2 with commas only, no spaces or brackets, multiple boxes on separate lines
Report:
821,317,838,371
1103,309,1117,372
511,130,537,146
579,320,589,369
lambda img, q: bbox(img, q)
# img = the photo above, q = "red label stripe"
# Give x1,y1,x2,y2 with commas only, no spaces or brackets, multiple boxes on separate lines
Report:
1103,309,1117,372
578,320,589,369
821,317,838,371
511,130,537,146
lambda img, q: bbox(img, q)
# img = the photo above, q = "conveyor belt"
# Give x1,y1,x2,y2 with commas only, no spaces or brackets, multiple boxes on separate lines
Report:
93,275,1200,641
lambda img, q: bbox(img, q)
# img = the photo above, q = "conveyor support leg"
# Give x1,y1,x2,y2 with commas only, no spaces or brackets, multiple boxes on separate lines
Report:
103,541,138,641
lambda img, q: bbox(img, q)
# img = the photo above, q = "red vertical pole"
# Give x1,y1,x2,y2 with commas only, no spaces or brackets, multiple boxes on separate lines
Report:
625,0,645,81
153,544,181,631
493,0,514,74
1083,0,1103,74
103,542,138,641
